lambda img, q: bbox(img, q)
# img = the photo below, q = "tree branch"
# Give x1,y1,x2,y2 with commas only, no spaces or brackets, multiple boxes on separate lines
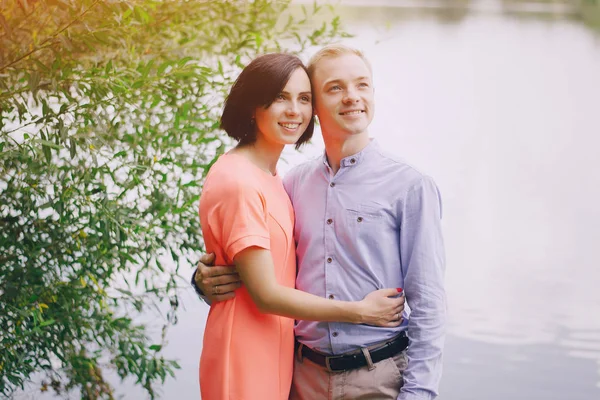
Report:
0,0,102,73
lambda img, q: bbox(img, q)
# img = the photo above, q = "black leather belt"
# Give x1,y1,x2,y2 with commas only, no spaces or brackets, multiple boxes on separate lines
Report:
298,331,408,372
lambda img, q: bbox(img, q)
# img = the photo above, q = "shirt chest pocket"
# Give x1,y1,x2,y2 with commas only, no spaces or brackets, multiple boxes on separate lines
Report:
342,204,385,248
345,204,384,226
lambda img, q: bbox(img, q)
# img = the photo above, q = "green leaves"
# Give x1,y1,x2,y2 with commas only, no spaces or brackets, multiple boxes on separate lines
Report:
133,6,151,24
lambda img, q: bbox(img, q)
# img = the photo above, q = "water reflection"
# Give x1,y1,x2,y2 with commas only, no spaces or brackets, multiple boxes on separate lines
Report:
294,0,600,32
440,333,600,399
501,0,600,30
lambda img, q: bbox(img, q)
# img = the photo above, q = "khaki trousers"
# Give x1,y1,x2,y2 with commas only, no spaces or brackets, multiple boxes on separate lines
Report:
289,340,408,400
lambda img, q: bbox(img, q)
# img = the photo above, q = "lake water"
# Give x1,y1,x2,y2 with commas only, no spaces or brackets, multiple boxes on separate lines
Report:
13,1,600,399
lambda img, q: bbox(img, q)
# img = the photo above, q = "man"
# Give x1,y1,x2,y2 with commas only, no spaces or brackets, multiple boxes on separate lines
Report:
193,44,446,399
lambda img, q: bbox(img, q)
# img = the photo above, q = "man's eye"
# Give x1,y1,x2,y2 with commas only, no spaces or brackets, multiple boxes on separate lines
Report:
358,82,369,88
329,85,341,92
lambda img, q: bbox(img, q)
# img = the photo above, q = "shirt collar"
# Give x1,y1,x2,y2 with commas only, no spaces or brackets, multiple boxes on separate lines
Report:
322,138,379,169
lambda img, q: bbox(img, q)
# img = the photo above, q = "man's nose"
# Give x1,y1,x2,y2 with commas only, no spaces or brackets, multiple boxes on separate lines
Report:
343,88,360,103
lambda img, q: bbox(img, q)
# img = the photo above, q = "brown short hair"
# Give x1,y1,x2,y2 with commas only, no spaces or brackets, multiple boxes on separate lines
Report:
220,53,314,149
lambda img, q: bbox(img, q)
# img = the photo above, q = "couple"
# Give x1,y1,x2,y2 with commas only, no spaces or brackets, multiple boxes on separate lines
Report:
193,44,446,400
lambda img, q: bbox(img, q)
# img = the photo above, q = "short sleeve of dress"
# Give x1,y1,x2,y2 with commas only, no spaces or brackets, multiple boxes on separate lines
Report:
204,180,271,262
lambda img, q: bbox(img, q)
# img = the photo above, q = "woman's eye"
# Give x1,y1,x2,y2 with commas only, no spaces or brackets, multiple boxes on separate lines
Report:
301,96,311,102
358,82,369,88
329,86,341,92
276,94,286,100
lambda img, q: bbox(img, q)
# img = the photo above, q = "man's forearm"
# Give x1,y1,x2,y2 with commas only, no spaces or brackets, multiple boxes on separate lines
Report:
399,227,446,400
397,290,446,400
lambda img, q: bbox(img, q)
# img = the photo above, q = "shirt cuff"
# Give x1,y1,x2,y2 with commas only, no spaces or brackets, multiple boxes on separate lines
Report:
397,390,434,400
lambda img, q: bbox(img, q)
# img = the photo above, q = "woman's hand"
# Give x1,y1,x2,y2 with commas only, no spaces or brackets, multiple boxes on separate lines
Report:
357,289,405,327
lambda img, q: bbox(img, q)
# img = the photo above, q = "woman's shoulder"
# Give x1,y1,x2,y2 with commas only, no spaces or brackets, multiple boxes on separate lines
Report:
204,154,263,197
200,155,268,218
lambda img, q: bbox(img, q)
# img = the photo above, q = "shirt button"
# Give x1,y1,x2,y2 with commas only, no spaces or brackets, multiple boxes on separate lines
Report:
357,216,363,222
332,332,339,337
330,182,335,188
326,218,333,225
350,158,356,164
328,294,334,300
327,257,333,263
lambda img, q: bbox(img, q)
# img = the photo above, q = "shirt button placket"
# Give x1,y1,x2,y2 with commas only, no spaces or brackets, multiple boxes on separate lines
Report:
325,177,337,351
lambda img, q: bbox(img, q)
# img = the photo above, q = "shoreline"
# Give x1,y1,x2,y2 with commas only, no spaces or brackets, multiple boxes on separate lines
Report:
291,0,580,16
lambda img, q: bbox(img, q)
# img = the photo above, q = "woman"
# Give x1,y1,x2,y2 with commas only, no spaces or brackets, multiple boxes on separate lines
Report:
199,53,404,400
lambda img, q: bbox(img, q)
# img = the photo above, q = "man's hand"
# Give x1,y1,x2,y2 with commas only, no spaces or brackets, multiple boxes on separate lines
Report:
194,253,241,303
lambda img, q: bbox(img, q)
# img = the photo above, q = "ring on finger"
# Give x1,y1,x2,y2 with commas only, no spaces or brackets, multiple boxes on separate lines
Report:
212,285,220,296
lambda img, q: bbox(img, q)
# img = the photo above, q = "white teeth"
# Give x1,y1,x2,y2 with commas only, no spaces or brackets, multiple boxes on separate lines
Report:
280,123,300,129
341,110,363,115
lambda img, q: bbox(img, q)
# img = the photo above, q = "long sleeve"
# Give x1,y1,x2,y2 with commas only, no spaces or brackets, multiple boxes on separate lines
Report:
398,176,447,400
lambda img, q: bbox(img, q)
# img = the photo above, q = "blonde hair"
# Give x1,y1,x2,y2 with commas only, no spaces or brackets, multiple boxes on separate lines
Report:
307,44,372,79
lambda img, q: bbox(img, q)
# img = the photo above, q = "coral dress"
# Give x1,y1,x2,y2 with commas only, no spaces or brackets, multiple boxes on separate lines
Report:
198,153,296,400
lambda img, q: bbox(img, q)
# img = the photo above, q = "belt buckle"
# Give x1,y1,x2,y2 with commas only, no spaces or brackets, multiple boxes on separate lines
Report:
324,354,342,372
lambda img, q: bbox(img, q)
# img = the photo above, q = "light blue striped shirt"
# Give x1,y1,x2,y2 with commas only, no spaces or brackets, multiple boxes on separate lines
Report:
283,139,446,400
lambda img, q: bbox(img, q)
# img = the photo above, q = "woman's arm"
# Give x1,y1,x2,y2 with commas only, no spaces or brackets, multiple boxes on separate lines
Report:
235,247,404,327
